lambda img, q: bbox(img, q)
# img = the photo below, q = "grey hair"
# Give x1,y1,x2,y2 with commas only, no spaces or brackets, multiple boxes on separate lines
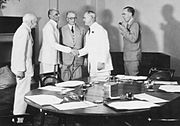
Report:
23,13,37,23
66,11,77,17
86,10,96,21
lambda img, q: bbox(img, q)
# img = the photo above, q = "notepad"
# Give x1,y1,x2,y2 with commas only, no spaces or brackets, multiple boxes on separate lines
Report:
55,81,85,88
52,101,97,110
159,85,180,92
39,86,74,93
116,75,147,80
106,100,159,110
153,81,178,85
25,95,63,106
134,93,168,103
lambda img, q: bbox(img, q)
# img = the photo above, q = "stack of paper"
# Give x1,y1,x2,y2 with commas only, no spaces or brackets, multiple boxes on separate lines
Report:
153,81,178,85
39,85,74,94
106,100,159,110
25,95,63,106
52,101,97,110
134,93,168,103
159,85,180,92
55,81,85,88
116,75,147,80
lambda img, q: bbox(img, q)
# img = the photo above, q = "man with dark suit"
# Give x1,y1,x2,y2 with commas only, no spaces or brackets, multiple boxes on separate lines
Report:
60,11,86,81
118,6,142,76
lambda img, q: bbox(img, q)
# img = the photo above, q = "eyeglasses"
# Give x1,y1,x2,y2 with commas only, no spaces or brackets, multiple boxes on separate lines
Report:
68,17,77,20
54,13,60,16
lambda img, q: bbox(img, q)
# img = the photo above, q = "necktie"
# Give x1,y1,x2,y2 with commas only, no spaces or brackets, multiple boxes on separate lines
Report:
88,28,90,34
71,26,74,34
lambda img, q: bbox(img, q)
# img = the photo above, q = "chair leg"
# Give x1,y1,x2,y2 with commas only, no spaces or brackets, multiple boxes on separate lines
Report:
39,109,45,126
58,116,67,126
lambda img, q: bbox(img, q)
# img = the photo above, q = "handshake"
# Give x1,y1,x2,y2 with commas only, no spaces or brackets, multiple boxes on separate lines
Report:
70,49,79,56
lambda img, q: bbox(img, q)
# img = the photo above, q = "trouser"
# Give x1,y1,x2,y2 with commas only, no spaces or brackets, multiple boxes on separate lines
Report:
39,62,55,74
90,71,111,82
124,60,140,76
61,65,82,81
13,75,31,115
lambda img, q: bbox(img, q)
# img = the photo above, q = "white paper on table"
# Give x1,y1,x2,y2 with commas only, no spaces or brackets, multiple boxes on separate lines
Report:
107,100,159,110
38,85,74,93
52,101,97,110
153,81,178,85
159,85,180,92
25,95,63,106
55,80,85,88
134,93,168,103
90,76,109,82
116,75,147,80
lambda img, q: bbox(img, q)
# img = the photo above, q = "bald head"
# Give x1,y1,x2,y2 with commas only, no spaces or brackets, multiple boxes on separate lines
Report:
23,13,38,29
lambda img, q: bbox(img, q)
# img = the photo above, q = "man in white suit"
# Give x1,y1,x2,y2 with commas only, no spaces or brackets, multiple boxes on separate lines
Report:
72,10,113,81
39,9,73,74
11,13,37,121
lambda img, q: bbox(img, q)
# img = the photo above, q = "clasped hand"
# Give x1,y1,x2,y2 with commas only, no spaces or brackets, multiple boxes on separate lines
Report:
71,49,79,56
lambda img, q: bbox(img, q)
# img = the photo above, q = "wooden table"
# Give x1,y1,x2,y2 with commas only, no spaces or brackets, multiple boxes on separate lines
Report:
25,80,180,126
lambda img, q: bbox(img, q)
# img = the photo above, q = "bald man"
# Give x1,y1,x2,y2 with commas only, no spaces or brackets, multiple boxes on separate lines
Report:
11,13,38,120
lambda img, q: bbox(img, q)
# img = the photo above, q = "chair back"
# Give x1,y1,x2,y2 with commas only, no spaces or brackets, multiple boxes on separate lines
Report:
148,67,175,81
39,64,63,87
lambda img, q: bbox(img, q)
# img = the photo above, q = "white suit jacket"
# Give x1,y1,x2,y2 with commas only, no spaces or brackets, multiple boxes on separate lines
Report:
79,22,113,76
11,23,34,76
39,19,71,65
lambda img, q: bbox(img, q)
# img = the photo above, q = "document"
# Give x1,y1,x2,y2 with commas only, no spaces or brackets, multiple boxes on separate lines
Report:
25,95,63,106
55,80,85,88
116,75,147,80
52,101,97,110
134,93,168,103
90,76,109,82
106,100,159,110
153,81,178,85
39,85,74,94
159,85,180,92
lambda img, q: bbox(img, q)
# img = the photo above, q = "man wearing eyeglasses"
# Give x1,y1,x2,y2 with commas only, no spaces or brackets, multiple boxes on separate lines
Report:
39,9,73,74
60,11,86,81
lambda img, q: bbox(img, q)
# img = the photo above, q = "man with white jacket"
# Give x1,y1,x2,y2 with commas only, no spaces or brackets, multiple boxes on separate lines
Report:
39,9,73,74
11,13,37,122
72,10,113,81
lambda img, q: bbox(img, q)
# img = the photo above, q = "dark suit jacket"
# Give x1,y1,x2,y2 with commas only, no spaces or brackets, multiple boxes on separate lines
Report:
122,19,142,61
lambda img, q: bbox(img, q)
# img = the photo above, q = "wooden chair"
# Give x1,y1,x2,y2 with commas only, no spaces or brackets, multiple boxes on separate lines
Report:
148,67,175,81
38,66,64,126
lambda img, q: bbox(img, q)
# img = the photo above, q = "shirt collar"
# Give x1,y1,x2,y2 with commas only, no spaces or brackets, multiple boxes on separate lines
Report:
128,18,134,26
89,22,97,30
22,23,31,32
50,19,58,27
68,24,75,29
